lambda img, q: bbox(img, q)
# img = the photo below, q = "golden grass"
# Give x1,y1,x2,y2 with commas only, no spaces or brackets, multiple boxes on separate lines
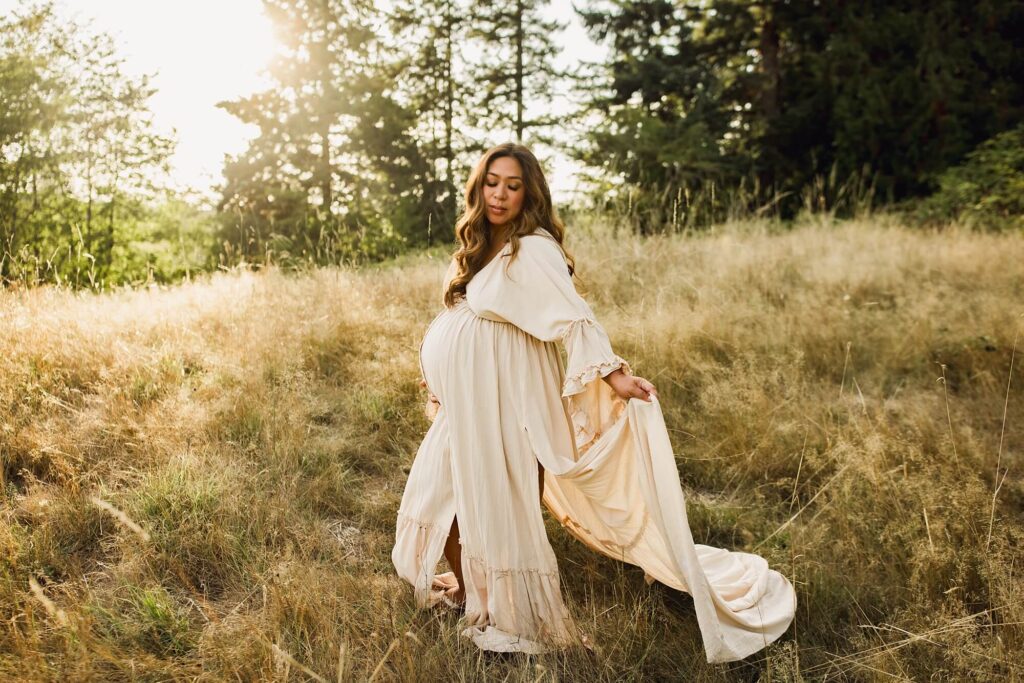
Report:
1,214,1022,680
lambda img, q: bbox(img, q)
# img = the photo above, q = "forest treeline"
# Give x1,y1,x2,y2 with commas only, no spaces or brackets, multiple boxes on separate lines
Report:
2,0,1023,288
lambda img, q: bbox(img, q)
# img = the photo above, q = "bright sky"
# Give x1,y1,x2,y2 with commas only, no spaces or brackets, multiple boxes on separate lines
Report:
3,0,605,203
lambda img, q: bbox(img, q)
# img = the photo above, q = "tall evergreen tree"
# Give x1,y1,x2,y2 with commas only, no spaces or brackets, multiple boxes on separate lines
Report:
70,34,174,275
217,0,434,261
0,4,66,279
577,0,1024,225
468,0,568,145
217,0,374,262
575,1,738,231
387,0,470,244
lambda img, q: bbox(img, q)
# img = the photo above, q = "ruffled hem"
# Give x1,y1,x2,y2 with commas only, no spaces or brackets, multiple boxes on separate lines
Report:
392,512,451,608
461,550,560,578
458,549,578,653
562,355,631,397
559,318,631,398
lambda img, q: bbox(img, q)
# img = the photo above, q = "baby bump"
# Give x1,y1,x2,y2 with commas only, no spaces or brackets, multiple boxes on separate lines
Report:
418,301,481,405
419,301,565,416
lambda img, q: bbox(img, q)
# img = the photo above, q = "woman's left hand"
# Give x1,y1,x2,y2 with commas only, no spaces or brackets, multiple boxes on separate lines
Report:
603,368,658,402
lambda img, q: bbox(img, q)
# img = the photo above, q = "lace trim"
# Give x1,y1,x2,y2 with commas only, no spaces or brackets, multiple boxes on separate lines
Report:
562,356,631,397
395,512,447,535
462,551,561,579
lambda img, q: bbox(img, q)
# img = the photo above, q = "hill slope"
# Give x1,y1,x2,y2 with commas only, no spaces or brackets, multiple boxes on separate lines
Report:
2,217,1022,680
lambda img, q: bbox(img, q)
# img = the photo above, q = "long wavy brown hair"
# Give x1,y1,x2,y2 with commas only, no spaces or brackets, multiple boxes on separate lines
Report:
443,142,576,308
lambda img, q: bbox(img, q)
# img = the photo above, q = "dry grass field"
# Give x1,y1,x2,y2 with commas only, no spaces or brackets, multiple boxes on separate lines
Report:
1,215,1022,681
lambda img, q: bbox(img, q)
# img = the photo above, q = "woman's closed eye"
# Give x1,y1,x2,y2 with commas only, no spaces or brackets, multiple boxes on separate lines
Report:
486,182,520,191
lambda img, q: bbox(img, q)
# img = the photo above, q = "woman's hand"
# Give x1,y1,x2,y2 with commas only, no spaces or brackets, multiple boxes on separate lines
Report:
419,378,440,419
603,368,658,402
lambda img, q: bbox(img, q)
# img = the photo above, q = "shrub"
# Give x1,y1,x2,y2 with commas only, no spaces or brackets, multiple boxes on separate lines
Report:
913,124,1024,231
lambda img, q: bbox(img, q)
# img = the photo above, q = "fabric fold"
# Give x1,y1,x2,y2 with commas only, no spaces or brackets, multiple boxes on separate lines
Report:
393,512,452,607
475,229,798,662
395,227,797,664
559,317,631,453
391,408,455,608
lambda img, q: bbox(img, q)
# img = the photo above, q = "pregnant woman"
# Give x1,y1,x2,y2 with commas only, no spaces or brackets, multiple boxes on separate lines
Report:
392,142,796,662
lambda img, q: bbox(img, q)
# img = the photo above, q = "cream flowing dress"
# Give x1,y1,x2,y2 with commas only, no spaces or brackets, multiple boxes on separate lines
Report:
392,228,797,662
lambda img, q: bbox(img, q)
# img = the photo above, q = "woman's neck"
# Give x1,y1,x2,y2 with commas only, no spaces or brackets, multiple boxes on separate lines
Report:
487,223,512,244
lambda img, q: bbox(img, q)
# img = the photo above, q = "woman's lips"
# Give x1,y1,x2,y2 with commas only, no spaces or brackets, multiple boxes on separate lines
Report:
489,206,507,215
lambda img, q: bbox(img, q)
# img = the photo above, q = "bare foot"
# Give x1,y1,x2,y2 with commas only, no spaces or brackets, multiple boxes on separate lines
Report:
432,572,465,611
446,586,466,607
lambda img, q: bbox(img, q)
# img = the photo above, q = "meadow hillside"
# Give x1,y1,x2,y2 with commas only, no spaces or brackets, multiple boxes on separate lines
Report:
1,216,1022,681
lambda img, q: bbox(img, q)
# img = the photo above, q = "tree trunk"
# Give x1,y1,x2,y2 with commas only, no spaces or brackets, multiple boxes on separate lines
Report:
320,123,332,214
318,25,333,217
515,0,524,141
442,0,455,244
758,3,781,191
102,188,116,278
2,160,23,283
759,5,780,121
85,145,94,253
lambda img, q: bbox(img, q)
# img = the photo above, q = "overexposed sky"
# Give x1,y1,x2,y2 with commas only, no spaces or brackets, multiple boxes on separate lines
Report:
2,0,605,202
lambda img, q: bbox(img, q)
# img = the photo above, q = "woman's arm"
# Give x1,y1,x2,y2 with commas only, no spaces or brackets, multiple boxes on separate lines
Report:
474,232,658,402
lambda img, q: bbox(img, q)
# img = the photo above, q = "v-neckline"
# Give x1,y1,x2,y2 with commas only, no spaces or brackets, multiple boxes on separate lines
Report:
478,227,552,274
465,240,510,293
481,240,510,272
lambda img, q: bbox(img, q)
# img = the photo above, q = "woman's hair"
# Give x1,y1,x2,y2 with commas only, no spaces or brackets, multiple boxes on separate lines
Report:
443,142,576,308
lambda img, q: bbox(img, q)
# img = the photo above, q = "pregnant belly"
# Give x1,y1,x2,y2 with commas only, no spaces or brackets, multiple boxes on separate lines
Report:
418,301,482,406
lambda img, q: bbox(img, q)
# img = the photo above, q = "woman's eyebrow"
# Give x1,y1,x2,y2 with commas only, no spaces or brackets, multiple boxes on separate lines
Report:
486,172,523,181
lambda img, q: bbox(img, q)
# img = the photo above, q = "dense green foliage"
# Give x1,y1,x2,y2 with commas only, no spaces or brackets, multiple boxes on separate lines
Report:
0,3,212,287
576,0,1024,230
912,123,1024,231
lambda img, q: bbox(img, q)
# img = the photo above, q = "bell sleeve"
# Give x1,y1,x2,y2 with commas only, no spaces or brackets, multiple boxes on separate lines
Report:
468,232,798,663
467,231,798,662
470,231,633,449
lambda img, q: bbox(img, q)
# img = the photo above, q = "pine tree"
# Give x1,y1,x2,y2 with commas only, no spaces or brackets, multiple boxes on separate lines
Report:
387,0,470,244
217,0,372,260
576,0,1024,225
574,1,737,231
217,0,434,262
467,0,568,146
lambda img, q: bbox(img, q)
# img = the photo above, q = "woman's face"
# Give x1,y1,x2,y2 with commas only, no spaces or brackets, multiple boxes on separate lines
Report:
482,156,525,228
